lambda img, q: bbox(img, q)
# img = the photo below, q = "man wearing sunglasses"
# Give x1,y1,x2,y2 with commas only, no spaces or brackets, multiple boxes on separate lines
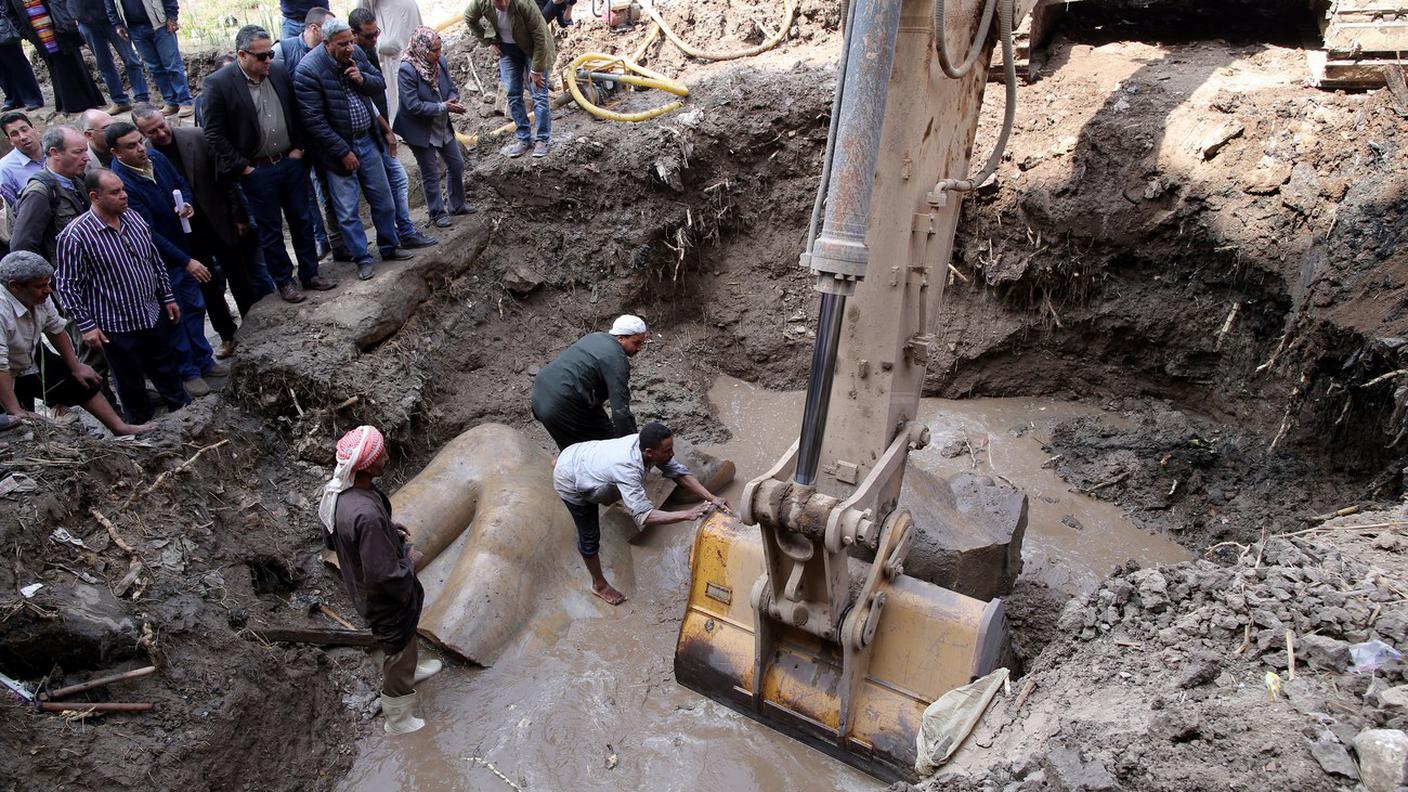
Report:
202,24,334,304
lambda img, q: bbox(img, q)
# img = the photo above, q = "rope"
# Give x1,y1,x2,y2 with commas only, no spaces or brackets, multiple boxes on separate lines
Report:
640,0,798,62
464,756,525,791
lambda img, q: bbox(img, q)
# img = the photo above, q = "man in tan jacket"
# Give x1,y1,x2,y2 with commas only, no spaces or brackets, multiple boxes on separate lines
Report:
463,0,556,158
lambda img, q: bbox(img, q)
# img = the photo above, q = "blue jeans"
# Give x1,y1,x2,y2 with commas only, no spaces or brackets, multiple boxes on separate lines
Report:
78,20,147,104
308,165,344,252
240,156,320,287
499,44,550,143
166,266,215,380
382,151,416,238
325,135,400,262
128,23,192,107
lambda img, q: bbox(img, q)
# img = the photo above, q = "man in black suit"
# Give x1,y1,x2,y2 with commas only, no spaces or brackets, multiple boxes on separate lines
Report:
201,24,335,304
132,102,275,358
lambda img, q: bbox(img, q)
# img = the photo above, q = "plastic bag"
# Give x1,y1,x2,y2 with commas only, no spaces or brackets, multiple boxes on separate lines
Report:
915,667,1010,776
1350,640,1402,673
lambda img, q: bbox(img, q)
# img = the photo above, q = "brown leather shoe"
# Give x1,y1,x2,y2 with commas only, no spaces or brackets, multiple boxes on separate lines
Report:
278,281,306,303
215,339,238,359
303,275,338,291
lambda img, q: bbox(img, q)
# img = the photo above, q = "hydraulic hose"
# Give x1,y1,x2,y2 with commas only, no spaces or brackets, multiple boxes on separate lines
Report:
640,0,798,62
932,0,1016,196
563,52,689,122
933,0,997,78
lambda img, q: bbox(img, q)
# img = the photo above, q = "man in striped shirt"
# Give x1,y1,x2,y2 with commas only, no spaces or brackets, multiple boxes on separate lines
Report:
54,169,189,424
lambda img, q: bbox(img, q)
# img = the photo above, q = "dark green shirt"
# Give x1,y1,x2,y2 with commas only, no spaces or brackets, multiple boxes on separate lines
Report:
534,332,636,435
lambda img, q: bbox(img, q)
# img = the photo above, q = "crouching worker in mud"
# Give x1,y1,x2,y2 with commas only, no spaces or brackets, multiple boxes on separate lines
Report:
319,425,442,734
0,251,154,436
553,421,728,605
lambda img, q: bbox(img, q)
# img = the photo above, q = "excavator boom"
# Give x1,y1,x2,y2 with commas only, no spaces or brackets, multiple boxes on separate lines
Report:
675,0,1025,781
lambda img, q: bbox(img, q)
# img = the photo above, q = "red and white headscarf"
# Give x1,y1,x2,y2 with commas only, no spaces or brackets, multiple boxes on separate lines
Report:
318,425,386,532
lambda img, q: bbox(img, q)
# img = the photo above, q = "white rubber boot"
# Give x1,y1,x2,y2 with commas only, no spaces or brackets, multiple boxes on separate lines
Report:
381,692,426,734
414,658,443,684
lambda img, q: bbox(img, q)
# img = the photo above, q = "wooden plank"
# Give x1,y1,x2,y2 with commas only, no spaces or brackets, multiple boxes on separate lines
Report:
252,626,376,647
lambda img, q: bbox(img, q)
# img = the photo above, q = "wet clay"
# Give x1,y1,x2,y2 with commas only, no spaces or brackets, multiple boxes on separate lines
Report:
702,376,1190,595
339,488,879,792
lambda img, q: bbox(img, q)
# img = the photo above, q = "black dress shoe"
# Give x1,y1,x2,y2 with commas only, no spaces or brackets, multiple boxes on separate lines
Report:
24,104,42,111
400,233,438,249
332,249,357,263
381,248,414,261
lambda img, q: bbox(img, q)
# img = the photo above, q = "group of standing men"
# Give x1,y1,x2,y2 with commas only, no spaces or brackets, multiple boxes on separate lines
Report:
1,0,195,117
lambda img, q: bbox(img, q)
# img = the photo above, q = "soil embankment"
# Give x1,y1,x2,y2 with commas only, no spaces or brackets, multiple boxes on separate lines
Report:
6,1,1408,790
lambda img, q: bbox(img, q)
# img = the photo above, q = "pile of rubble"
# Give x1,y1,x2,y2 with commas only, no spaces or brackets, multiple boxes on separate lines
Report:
920,519,1408,792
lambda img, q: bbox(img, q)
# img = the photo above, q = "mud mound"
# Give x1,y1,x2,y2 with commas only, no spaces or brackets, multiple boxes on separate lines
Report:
1044,402,1362,546
0,403,378,792
922,518,1408,791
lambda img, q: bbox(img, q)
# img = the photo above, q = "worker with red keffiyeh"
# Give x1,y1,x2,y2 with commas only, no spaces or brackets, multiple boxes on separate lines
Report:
318,424,440,734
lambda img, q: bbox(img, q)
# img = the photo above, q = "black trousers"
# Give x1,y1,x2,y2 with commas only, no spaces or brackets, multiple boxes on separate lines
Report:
102,325,190,424
0,43,43,108
531,394,617,451
14,348,102,409
191,224,238,341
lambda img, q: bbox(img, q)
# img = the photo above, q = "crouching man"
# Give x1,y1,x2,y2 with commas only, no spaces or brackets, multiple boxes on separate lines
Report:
552,421,728,605
319,425,441,734
0,251,153,435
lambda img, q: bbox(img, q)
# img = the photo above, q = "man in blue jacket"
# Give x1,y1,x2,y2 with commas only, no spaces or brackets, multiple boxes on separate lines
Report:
106,121,226,397
294,17,411,280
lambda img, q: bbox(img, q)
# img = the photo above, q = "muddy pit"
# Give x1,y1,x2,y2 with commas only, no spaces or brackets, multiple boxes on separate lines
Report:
8,2,1408,791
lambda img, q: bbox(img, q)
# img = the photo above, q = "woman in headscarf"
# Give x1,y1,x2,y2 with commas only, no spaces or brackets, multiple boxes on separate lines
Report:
2,0,102,113
393,26,474,229
320,425,440,735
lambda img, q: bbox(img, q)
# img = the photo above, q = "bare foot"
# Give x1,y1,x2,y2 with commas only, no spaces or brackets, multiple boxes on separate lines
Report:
117,422,157,436
592,582,627,606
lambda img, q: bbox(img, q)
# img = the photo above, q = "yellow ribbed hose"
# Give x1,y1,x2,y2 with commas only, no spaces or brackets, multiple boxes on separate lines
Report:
563,52,688,122
640,0,797,62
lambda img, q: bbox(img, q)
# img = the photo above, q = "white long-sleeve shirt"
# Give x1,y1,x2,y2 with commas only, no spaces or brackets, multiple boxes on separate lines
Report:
553,433,691,528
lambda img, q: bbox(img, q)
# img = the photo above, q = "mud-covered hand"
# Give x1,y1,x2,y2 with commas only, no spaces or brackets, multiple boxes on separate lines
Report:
446,100,467,115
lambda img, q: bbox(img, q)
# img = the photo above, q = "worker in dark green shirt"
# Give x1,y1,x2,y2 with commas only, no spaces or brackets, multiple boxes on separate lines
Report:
532,314,648,450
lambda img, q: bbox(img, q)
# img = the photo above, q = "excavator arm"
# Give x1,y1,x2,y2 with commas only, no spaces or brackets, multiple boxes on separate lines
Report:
675,0,1025,780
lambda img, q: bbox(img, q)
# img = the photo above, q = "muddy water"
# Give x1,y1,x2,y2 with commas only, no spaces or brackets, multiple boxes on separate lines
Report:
337,378,1189,792
702,376,1190,593
337,448,879,791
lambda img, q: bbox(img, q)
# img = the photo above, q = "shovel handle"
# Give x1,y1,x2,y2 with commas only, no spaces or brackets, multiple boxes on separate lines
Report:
40,701,154,713
39,666,156,701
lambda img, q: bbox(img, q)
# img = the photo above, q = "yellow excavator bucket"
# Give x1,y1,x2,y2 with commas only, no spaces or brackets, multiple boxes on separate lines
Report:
674,511,1007,781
